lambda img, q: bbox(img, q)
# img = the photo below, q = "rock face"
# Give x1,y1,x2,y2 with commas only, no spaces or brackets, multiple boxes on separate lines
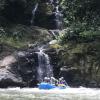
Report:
0,25,53,88
49,40,100,87
0,39,100,88
0,50,38,88
0,55,23,88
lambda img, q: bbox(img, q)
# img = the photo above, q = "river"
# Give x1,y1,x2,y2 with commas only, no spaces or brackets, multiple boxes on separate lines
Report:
0,87,100,100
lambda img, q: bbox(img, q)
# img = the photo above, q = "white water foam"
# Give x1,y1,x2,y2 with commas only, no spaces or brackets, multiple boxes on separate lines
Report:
0,87,100,100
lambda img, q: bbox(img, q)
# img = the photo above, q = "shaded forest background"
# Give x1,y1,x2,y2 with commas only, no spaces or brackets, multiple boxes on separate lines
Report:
0,0,100,42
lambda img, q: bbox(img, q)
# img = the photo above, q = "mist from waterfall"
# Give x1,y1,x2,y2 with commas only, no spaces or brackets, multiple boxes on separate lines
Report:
36,47,53,82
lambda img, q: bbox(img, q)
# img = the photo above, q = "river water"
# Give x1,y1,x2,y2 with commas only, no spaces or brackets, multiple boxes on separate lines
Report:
0,87,100,100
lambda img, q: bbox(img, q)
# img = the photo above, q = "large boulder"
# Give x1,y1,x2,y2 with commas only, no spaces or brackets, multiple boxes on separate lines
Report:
0,50,38,88
0,55,23,87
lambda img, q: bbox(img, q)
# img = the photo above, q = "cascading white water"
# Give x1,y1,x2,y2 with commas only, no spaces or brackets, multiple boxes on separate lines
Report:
31,3,38,24
48,29,61,38
52,0,63,29
36,47,53,82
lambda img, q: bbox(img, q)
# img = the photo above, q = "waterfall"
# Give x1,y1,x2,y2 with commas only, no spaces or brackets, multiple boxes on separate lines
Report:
51,0,63,29
48,29,61,37
31,3,38,24
36,47,53,82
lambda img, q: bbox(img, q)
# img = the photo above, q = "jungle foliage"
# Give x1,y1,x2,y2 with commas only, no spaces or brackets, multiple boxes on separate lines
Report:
0,0,100,42
59,0,100,43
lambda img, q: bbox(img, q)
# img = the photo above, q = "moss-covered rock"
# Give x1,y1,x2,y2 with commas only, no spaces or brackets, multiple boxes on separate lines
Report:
49,40,100,87
0,24,52,48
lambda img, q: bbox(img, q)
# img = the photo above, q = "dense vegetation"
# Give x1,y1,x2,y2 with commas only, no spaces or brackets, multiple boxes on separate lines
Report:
0,0,100,44
58,0,100,42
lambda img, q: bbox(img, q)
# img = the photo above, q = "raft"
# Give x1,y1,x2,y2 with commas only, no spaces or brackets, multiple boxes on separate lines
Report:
38,82,67,90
